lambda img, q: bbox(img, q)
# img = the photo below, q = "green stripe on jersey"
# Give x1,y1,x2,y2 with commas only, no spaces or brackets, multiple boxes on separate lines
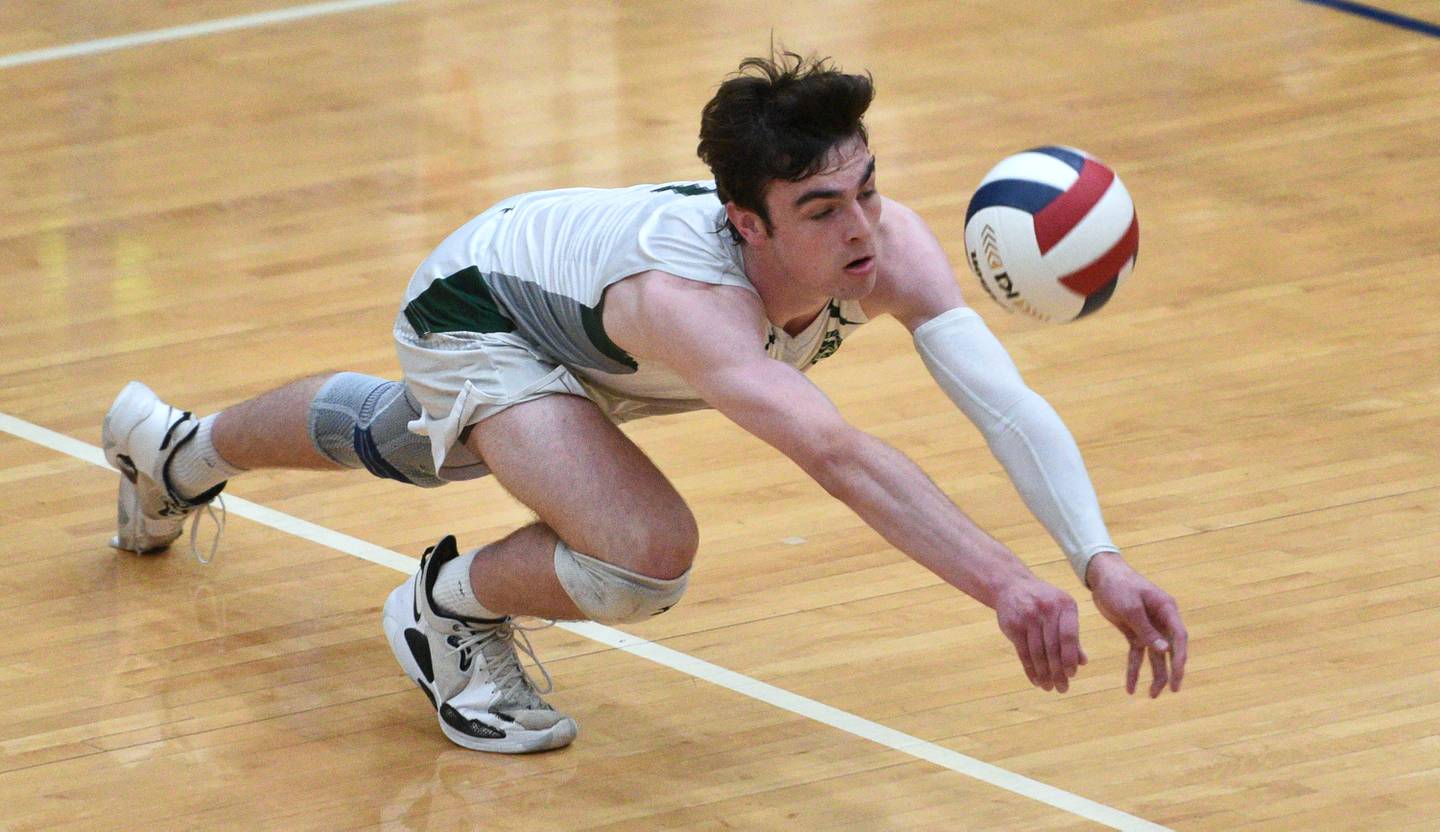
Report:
581,296,637,370
403,266,515,336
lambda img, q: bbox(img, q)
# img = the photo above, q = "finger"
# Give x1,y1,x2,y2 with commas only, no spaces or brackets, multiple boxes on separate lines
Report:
1043,616,1067,693
1059,603,1081,679
1008,632,1038,687
1157,606,1188,692
1170,627,1188,692
1148,645,1169,699
1126,642,1143,695
1027,627,1051,690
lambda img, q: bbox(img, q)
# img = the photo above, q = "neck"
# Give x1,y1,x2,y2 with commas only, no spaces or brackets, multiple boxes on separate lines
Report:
740,244,830,336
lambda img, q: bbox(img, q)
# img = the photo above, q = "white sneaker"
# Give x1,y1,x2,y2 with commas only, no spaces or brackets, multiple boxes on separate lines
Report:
102,381,226,558
383,535,578,753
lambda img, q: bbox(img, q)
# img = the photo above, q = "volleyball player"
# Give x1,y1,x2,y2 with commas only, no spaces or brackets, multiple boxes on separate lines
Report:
102,51,1187,753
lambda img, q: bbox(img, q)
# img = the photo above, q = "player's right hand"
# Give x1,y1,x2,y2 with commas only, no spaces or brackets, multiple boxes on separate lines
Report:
993,576,1086,693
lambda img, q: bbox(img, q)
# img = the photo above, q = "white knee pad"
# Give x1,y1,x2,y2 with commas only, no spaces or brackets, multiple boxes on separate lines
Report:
553,542,689,623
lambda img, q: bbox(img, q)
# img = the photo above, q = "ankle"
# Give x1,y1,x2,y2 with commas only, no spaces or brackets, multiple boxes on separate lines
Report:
433,550,504,619
170,414,246,501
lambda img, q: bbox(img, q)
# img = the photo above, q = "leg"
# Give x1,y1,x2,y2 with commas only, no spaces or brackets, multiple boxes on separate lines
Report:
217,371,450,488
462,392,699,620
103,371,440,554
382,392,694,754
211,374,341,470
383,317,693,751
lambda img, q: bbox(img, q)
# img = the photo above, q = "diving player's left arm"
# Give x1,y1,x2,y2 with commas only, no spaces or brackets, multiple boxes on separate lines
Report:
869,198,1188,697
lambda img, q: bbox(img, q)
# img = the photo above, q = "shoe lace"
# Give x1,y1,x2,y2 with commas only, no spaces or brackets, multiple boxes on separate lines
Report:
187,495,226,565
446,619,556,708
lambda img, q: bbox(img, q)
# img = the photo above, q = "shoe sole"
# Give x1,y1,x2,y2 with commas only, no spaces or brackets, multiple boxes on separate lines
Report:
108,477,174,554
382,581,577,754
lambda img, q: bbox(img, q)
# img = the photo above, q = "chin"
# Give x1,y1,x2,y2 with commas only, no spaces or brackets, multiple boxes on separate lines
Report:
833,274,877,300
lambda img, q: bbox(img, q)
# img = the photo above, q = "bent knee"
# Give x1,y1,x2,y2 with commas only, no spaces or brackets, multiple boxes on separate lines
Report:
553,541,691,623
624,508,699,580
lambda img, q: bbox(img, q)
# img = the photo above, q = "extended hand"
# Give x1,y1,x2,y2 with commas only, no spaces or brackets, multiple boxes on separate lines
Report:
994,576,1086,693
1087,553,1188,697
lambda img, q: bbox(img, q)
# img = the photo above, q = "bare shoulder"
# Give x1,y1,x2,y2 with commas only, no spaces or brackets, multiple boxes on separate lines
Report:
602,270,767,363
867,197,969,330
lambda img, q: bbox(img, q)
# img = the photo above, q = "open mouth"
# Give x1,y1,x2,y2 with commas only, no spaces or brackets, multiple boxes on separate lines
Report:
845,255,874,272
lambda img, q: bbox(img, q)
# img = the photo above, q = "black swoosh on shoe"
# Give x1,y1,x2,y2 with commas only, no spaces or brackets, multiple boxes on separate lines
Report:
404,628,435,684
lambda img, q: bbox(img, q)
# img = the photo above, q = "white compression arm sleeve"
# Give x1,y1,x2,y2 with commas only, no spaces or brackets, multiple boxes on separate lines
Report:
913,306,1116,584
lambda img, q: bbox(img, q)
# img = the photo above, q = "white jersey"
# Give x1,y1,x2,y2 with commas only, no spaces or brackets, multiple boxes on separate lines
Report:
401,181,868,419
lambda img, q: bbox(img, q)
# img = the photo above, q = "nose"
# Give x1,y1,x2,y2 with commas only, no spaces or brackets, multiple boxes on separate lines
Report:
843,200,873,244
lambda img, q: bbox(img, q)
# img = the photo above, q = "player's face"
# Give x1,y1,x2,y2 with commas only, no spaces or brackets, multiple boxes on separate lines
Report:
754,137,883,301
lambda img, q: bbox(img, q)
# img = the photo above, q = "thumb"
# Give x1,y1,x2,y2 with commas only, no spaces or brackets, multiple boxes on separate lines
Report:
1129,612,1169,653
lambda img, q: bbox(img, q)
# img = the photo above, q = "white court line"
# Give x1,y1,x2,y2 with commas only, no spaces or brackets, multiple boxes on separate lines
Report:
0,409,1170,831
0,0,413,70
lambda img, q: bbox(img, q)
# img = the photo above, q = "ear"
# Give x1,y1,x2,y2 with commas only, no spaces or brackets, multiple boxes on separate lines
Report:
725,203,770,246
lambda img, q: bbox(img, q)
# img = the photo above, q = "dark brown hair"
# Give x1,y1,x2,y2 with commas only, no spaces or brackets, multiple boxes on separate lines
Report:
697,51,874,237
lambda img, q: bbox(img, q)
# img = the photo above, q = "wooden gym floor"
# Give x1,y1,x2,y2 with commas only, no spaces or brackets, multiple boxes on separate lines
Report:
1,1,1437,829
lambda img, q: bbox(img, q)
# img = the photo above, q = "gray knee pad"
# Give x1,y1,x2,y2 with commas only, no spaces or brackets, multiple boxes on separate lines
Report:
553,542,690,623
308,373,446,488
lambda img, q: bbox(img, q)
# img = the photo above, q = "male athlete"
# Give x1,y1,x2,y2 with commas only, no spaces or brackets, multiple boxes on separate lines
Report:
101,52,1187,754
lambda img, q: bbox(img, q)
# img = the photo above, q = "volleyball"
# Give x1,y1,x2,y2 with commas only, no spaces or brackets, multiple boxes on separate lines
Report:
963,146,1139,323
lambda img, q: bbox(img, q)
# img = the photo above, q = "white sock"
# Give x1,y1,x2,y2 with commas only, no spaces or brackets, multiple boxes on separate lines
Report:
432,549,504,620
168,414,246,501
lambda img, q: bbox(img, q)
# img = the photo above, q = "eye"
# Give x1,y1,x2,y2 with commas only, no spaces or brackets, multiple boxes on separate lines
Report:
859,188,877,200
811,207,835,220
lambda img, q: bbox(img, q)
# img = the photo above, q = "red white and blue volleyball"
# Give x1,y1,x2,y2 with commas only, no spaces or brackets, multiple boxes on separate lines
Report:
963,146,1139,324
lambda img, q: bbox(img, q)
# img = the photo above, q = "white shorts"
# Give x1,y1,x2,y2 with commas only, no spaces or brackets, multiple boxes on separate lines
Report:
394,315,594,480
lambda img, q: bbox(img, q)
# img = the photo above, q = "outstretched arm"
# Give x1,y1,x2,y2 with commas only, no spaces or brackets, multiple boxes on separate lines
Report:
870,199,1187,695
911,306,1117,583
606,272,1087,693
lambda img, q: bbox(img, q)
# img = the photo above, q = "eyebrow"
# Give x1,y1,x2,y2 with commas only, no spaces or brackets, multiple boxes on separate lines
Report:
793,156,877,208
